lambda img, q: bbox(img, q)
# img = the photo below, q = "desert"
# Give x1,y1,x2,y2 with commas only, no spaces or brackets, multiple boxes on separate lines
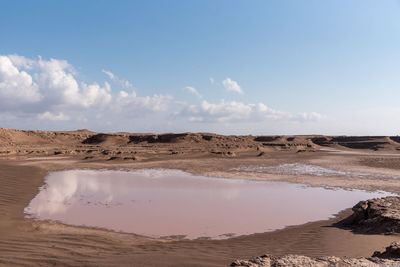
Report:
1,128,400,266
2,2,400,265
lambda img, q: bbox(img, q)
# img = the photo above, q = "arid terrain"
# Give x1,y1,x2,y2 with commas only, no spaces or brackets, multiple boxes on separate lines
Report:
1,128,400,266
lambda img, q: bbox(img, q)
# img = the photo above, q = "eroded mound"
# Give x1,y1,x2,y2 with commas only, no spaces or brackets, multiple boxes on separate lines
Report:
309,136,394,151
345,196,400,234
1,128,400,159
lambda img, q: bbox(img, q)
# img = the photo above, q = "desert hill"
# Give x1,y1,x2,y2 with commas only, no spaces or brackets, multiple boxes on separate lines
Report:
1,127,400,161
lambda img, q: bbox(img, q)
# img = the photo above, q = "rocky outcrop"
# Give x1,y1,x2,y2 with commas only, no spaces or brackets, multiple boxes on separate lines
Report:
345,196,400,234
82,133,130,145
254,136,281,142
373,242,400,259
309,136,394,151
232,199,400,266
230,253,400,267
338,141,389,151
2,127,400,159
0,128,93,146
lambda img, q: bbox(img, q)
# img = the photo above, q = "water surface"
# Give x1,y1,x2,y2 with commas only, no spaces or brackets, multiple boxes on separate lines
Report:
25,169,393,239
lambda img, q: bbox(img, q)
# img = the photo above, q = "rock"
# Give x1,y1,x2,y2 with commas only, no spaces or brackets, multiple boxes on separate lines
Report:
123,156,136,160
254,136,280,142
345,196,400,234
210,151,236,157
231,253,400,266
373,242,400,259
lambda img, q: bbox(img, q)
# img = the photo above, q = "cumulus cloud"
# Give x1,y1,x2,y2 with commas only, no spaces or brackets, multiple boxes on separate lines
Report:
79,82,112,107
178,100,324,123
0,54,326,132
0,54,173,123
7,54,35,69
222,77,243,94
114,90,172,114
0,55,112,112
184,86,202,98
0,56,41,103
36,58,112,108
38,111,70,121
209,77,214,84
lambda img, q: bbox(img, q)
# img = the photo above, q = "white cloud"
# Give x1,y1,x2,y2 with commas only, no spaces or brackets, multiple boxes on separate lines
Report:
7,54,35,69
178,100,324,123
0,54,113,113
102,69,115,80
0,54,174,124
114,90,172,114
0,56,41,103
36,58,112,108
38,111,70,121
79,82,112,107
178,100,255,122
102,69,133,89
0,54,327,133
184,86,202,98
297,112,326,121
222,77,243,94
209,77,214,84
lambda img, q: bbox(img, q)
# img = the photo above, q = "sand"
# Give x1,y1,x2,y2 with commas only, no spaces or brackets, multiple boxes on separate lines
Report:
1,129,400,266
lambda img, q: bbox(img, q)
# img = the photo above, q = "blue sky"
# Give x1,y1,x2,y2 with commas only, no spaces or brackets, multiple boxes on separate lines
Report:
1,0,400,135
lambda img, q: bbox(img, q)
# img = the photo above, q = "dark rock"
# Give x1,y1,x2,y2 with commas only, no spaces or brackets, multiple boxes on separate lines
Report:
373,242,400,259
331,136,386,142
338,141,389,151
123,156,136,160
202,135,213,141
254,136,280,142
310,137,332,146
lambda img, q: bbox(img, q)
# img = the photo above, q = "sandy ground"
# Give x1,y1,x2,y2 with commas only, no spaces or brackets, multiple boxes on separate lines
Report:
1,130,400,266
1,153,400,266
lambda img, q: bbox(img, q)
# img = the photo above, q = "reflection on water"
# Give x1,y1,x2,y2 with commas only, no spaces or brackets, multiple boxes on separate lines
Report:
25,169,393,239
232,163,400,179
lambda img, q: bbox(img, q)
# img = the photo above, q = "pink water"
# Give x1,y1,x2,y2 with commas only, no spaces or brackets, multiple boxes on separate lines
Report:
24,169,393,239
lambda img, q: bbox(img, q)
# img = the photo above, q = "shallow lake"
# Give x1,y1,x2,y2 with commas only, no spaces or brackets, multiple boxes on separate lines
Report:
25,169,393,239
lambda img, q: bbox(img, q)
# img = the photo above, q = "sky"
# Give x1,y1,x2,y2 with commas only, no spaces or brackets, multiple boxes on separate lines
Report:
1,0,400,135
